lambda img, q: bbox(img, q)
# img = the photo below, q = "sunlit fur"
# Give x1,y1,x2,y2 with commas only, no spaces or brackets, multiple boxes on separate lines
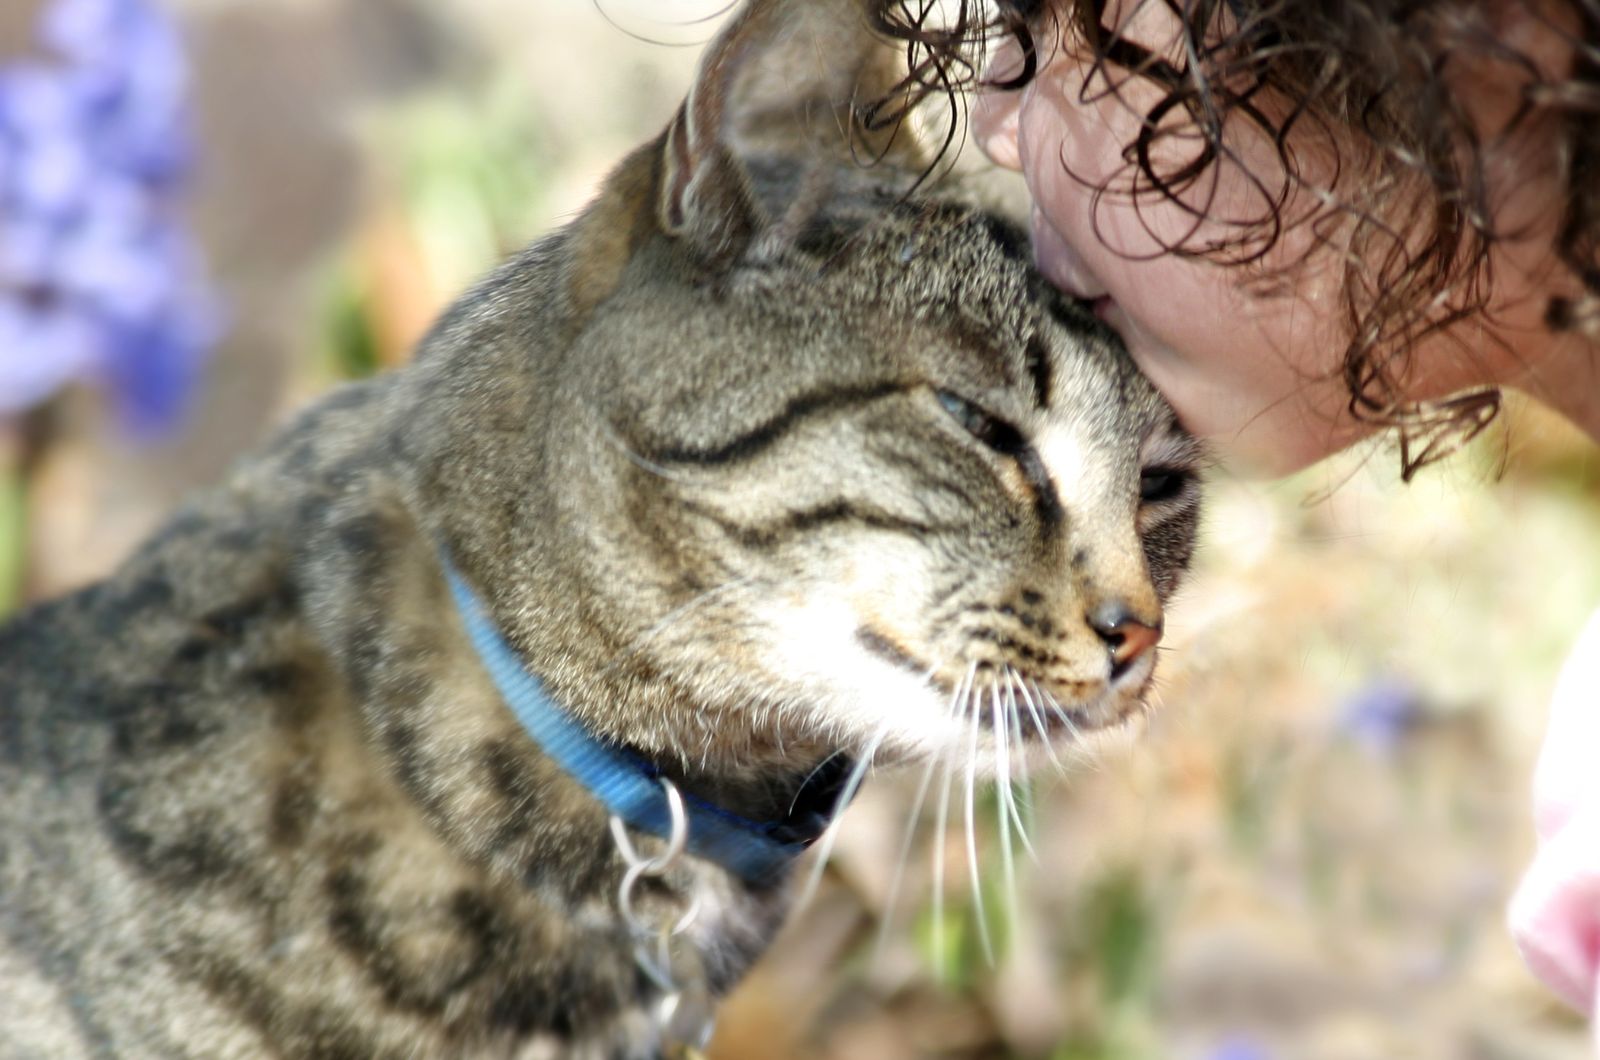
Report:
431,192,1205,779
0,1,1200,1054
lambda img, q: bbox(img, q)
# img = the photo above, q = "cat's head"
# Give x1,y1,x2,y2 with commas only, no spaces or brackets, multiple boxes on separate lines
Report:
427,0,1202,774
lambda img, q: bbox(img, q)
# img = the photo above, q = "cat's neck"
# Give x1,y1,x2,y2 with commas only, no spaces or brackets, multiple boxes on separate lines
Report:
443,555,852,882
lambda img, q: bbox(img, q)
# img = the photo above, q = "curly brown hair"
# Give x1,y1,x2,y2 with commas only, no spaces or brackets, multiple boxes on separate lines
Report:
870,0,1600,477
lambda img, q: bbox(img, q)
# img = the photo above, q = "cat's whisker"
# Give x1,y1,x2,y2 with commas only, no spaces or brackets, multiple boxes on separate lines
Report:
964,672,992,964
594,417,698,484
1004,668,1028,781
990,683,1017,948
793,725,888,915
1015,674,1063,772
874,748,939,965
1031,677,1095,770
930,661,975,979
930,752,955,976
1034,678,1084,744
1001,671,1038,863
872,661,960,965
647,577,759,646
786,749,851,819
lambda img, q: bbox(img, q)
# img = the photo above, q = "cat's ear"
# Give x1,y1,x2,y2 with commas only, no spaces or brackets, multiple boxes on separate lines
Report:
659,0,923,250
657,96,758,261
566,0,917,321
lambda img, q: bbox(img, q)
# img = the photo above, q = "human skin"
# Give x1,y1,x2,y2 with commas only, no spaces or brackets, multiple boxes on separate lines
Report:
971,0,1600,476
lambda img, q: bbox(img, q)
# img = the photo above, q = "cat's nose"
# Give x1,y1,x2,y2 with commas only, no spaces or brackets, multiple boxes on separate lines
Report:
1087,601,1162,681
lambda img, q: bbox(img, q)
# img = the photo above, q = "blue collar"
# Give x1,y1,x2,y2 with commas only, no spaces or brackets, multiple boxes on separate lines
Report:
442,560,848,886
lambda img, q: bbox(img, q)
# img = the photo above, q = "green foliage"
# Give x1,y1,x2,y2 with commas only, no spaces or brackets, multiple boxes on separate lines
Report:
1082,869,1158,1011
315,79,552,384
322,265,383,381
914,887,1010,992
917,900,977,992
1220,746,1276,855
389,88,550,294
0,467,19,619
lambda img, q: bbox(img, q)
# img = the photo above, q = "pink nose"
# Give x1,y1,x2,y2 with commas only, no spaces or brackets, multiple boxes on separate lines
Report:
1087,603,1163,681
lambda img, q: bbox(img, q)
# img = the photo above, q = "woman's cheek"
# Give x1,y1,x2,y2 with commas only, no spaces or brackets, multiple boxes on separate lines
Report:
1114,266,1368,474
1101,293,1316,473
1013,71,1367,473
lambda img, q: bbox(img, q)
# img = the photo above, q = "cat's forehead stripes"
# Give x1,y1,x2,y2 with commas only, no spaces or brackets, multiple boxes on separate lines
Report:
638,380,910,467
825,206,1125,420
1023,334,1052,410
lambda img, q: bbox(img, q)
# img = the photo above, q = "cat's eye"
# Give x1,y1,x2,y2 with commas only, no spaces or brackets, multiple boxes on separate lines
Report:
1139,467,1192,504
935,390,1024,454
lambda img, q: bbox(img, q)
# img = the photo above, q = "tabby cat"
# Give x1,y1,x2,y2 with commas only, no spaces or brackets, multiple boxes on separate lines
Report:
0,1,1201,1056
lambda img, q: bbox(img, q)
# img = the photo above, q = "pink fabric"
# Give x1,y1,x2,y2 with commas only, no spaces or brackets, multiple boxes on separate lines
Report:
1510,609,1600,1046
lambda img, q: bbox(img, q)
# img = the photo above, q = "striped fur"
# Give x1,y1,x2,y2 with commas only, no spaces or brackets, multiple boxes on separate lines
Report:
0,1,1200,1056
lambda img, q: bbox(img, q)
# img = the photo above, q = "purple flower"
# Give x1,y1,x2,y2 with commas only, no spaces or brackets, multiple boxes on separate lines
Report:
0,0,216,435
0,300,98,410
1336,675,1425,754
1206,1038,1271,1060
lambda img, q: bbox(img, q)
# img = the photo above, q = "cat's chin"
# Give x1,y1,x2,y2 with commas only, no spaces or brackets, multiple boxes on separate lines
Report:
864,682,1154,775
754,590,1161,773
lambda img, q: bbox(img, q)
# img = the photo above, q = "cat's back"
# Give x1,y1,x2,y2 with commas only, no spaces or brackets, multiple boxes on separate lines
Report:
0,379,403,1058
0,375,402,766
0,530,294,1056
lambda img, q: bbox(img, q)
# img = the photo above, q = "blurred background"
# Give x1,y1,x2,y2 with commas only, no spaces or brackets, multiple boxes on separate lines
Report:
2,1,1597,1057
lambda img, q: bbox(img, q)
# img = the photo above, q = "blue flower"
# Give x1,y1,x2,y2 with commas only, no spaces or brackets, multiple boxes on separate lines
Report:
0,0,216,435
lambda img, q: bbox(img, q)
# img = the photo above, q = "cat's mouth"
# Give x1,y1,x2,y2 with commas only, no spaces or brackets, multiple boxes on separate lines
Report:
855,625,1151,747
963,675,1150,742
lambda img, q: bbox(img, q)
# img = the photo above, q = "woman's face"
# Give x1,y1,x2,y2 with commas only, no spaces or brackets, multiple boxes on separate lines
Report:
972,1,1575,475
